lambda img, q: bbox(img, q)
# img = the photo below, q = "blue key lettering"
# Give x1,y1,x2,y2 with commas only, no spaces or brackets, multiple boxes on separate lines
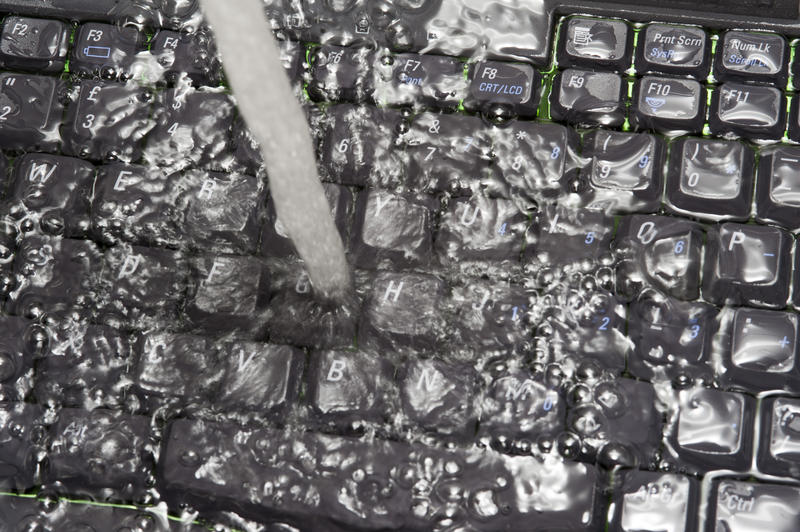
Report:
674,240,685,254
690,324,700,339
598,316,610,330
542,396,554,412
498,222,507,235
585,231,596,245
780,335,791,348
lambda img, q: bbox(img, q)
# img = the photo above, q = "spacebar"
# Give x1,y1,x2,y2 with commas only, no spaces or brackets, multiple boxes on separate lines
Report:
0,0,153,23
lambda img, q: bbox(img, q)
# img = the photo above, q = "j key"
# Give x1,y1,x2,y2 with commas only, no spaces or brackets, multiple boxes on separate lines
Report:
0,316,41,401
149,30,221,85
558,17,632,71
217,340,303,417
46,408,153,500
709,480,800,531
360,271,446,353
0,72,63,152
714,30,789,85
635,24,710,78
371,52,467,110
309,45,373,102
63,80,153,162
614,215,704,300
463,60,539,118
666,138,754,221
609,471,699,532
758,396,800,478
579,130,665,213
6,153,95,238
756,146,800,230
349,189,434,269
308,349,393,428
668,387,754,473
0,16,69,73
628,293,716,383
631,75,705,134
710,82,785,140
435,194,527,264
550,69,625,127
719,307,800,393
703,223,792,309
399,358,478,439
0,402,43,490
528,205,614,269
34,322,130,410
70,22,142,79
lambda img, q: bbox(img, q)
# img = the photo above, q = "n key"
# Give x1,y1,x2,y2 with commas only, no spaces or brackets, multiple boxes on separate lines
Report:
0,72,63,152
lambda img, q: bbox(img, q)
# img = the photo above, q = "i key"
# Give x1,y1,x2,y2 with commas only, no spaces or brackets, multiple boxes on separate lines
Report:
632,75,705,134
464,60,539,118
0,16,70,73
0,72,63,152
710,82,785,140
756,146,800,230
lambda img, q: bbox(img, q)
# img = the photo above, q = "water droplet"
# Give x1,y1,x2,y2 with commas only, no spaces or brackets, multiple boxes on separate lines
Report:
0,352,16,382
557,432,581,458
470,489,499,518
179,449,200,466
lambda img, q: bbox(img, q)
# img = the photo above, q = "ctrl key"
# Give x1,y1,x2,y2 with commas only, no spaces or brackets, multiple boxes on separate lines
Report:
709,479,800,531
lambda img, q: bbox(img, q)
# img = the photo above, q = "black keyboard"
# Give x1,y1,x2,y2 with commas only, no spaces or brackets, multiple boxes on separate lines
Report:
0,1,798,531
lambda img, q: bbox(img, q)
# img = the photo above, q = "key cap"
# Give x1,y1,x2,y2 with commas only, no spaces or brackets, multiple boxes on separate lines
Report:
46,408,153,500
550,69,625,127
0,16,69,73
185,255,269,334
0,403,43,490
144,88,235,172
635,24,710,78
0,316,41,402
371,52,467,110
62,79,153,162
665,138,754,221
758,396,800,478
710,82,786,140
149,30,221,86
0,72,63,152
349,189,434,269
98,244,188,329
309,45,373,102
217,341,303,417
614,215,704,300
34,321,130,410
755,146,800,230
558,17,632,71
70,22,142,79
399,358,478,438
795,244,800,308
6,154,95,238
719,307,800,393
631,75,705,134
579,130,665,213
784,97,800,145
360,271,447,353
627,292,716,383
463,60,539,118
709,479,800,531
528,205,614,270
667,387,754,473
715,30,789,85
308,349,394,428
609,471,699,532
231,116,263,176
703,222,792,309
435,194,527,264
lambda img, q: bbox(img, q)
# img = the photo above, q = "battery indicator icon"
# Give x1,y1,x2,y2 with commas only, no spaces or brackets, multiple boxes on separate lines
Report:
83,46,111,59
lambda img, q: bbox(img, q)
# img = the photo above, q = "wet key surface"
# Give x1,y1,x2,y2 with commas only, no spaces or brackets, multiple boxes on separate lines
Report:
710,82,785,140
715,30,789,85
558,16,632,71
709,479,800,532
756,146,800,230
551,69,625,127
464,60,539,118
632,76,705,134
609,470,699,532
758,396,800,478
0,15,69,73
636,24,710,78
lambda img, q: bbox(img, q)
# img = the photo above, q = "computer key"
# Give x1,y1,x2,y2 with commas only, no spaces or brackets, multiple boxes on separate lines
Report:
34,321,130,410
0,402,44,490
579,130,665,213
0,72,63,152
463,60,539,118
631,75,705,134
0,16,69,73
350,189,434,269
550,69,625,127
216,341,303,417
714,30,789,85
795,242,800,308
758,396,800,478
0,316,40,401
614,215,704,300
230,116,263,176
149,30,221,86
718,307,800,393
708,479,800,531
755,146,800,231
635,24,710,78
6,154,95,238
528,205,614,270
46,408,153,500
667,386,754,473
371,52,467,110
666,138,755,221
609,470,699,532
710,82,786,140
62,79,154,162
703,222,792,309
309,45,373,102
558,17,632,71
70,22,142,79
308,349,394,427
